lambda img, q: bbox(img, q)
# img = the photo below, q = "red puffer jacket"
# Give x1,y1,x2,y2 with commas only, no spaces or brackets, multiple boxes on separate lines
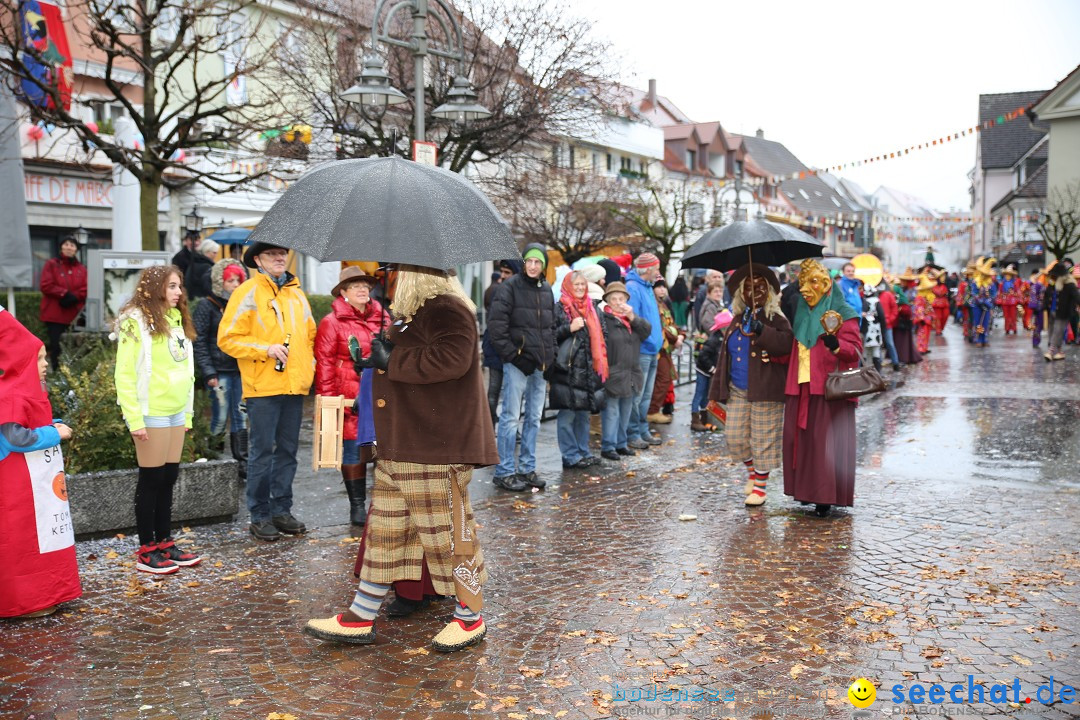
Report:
39,256,88,325
314,295,389,440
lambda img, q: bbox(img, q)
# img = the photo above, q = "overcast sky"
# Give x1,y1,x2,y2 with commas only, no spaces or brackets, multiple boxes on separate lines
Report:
573,0,1079,211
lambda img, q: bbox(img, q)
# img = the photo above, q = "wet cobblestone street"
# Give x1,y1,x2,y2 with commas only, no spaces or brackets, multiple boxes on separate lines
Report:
2,326,1079,720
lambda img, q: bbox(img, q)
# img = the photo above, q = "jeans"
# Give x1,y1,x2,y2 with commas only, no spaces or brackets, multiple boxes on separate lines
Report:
629,353,659,441
556,409,591,464
494,363,546,477
601,394,635,452
882,327,901,366
342,438,359,465
246,394,304,522
208,372,247,436
691,372,711,413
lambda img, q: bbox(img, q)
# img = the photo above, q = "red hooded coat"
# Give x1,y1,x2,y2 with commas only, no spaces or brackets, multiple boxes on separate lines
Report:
314,295,388,440
0,308,81,617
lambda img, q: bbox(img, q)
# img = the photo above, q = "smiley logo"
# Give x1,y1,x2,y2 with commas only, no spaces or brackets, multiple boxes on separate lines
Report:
848,678,876,708
52,472,67,501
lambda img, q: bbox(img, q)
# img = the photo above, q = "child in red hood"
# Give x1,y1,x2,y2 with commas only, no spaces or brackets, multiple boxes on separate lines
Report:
0,305,79,618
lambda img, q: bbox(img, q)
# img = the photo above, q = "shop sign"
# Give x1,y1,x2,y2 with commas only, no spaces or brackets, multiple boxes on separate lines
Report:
24,172,113,207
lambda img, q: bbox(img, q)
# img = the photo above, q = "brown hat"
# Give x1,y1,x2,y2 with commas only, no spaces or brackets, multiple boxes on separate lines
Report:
603,281,630,301
332,265,379,297
728,263,780,295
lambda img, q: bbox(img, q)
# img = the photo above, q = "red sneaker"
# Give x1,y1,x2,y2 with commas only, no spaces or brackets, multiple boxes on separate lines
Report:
157,538,201,567
135,544,179,575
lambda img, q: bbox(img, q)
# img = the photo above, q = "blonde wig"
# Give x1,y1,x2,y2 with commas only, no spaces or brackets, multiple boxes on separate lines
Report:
391,264,476,323
729,277,782,319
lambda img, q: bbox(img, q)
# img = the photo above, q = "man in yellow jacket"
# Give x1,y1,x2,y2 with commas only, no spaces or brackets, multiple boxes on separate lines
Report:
219,242,316,541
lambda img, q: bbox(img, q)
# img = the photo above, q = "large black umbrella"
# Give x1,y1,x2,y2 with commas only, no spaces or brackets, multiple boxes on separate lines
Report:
680,220,824,272
246,156,519,270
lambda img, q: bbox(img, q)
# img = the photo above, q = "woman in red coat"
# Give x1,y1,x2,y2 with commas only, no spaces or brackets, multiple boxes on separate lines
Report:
38,237,87,370
314,267,388,528
782,259,862,518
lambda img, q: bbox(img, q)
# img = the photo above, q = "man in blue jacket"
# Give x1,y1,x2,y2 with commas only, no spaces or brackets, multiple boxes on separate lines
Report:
625,253,664,449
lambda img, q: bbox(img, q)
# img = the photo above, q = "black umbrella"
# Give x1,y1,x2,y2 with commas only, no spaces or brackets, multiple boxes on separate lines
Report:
680,220,824,272
246,156,519,270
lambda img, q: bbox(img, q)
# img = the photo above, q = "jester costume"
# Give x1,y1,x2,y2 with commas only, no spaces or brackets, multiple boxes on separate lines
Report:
969,257,998,347
914,273,935,354
1021,277,1034,331
996,266,1021,335
956,266,975,342
1028,273,1045,347
0,305,81,617
931,277,950,335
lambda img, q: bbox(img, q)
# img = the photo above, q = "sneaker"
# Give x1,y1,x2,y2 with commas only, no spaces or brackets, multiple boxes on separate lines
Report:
562,458,589,469
272,514,307,535
518,471,546,489
249,520,282,542
645,433,663,446
493,474,529,492
304,614,376,644
616,447,635,456
627,438,649,450
601,450,621,461
431,617,487,653
581,456,602,467
135,544,179,575
157,538,201,567
386,595,431,617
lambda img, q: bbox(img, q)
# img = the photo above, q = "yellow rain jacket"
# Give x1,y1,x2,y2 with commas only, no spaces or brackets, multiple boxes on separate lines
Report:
217,271,316,398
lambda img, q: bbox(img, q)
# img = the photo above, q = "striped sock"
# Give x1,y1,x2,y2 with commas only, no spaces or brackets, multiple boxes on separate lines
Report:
743,458,756,477
453,600,481,625
349,580,391,621
751,471,768,497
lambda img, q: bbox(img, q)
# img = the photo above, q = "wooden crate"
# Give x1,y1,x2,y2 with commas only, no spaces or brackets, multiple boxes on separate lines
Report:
312,395,347,470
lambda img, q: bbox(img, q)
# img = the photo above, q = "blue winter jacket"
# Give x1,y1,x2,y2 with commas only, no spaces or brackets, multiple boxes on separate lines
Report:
625,269,663,355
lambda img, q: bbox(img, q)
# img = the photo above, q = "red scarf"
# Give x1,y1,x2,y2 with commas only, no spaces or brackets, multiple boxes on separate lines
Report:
560,274,608,381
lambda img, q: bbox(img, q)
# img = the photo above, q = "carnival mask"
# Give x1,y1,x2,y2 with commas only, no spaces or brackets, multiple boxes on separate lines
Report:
799,259,832,308
741,275,771,309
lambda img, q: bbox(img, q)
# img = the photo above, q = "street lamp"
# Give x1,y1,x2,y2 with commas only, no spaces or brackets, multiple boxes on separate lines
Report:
184,206,204,234
73,225,91,246
339,0,491,144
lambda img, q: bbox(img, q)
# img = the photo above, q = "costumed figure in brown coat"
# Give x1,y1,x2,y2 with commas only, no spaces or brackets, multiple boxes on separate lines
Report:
708,264,793,506
782,259,863,518
305,265,496,653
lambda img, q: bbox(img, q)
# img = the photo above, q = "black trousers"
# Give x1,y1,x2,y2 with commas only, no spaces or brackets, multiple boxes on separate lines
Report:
45,322,67,370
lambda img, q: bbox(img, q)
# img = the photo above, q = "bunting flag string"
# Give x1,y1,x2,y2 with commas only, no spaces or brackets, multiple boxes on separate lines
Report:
714,103,1035,187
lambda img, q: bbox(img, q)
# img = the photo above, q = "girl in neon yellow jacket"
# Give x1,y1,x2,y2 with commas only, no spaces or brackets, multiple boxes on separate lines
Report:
113,265,200,576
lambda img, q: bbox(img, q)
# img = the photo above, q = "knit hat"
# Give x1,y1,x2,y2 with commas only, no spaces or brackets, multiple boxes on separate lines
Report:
222,264,246,284
634,252,660,269
523,246,547,269
578,264,606,284
597,258,622,286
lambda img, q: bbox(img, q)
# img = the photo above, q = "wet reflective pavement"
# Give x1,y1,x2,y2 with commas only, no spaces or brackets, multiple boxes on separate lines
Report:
3,325,1079,720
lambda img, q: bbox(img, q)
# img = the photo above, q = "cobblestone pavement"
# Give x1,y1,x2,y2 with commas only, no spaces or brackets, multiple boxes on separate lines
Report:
2,325,1079,720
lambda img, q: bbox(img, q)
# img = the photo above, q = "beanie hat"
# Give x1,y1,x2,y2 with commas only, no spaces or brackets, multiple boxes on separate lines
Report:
597,258,622,286
634,252,660,269
523,246,547,269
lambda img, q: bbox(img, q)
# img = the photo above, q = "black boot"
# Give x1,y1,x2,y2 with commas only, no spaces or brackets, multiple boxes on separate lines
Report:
342,464,367,528
814,504,832,517
872,356,883,373
230,430,248,481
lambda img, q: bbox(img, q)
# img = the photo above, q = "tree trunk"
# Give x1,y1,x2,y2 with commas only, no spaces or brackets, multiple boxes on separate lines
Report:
140,166,160,251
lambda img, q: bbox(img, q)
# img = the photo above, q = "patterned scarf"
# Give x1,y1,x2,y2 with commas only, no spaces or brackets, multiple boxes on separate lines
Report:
560,273,609,381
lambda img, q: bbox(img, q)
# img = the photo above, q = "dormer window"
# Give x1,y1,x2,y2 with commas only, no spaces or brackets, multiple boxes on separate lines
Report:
685,149,696,170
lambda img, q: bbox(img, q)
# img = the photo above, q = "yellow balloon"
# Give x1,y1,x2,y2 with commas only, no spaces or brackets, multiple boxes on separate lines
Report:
851,253,883,288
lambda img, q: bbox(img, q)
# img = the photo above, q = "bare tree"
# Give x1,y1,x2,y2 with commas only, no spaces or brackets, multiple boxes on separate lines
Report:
1035,180,1080,262
486,163,635,266
1,0,289,249
612,180,710,277
269,0,618,172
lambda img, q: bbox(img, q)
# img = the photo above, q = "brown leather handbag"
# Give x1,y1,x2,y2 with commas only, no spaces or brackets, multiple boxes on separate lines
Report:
824,359,887,400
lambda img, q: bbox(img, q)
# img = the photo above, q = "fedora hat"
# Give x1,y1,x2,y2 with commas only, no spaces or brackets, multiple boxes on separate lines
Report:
603,281,630,302
728,263,780,294
242,241,288,269
332,265,379,297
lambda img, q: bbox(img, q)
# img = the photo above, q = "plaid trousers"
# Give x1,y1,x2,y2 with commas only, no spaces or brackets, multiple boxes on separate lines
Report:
725,385,784,472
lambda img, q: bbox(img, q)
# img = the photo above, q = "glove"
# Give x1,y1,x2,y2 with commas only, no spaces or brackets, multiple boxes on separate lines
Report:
748,318,764,336
59,291,78,307
821,334,840,352
369,335,394,371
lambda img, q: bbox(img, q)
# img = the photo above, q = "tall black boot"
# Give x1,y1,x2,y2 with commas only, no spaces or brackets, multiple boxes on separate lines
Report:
230,430,248,481
342,464,367,528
